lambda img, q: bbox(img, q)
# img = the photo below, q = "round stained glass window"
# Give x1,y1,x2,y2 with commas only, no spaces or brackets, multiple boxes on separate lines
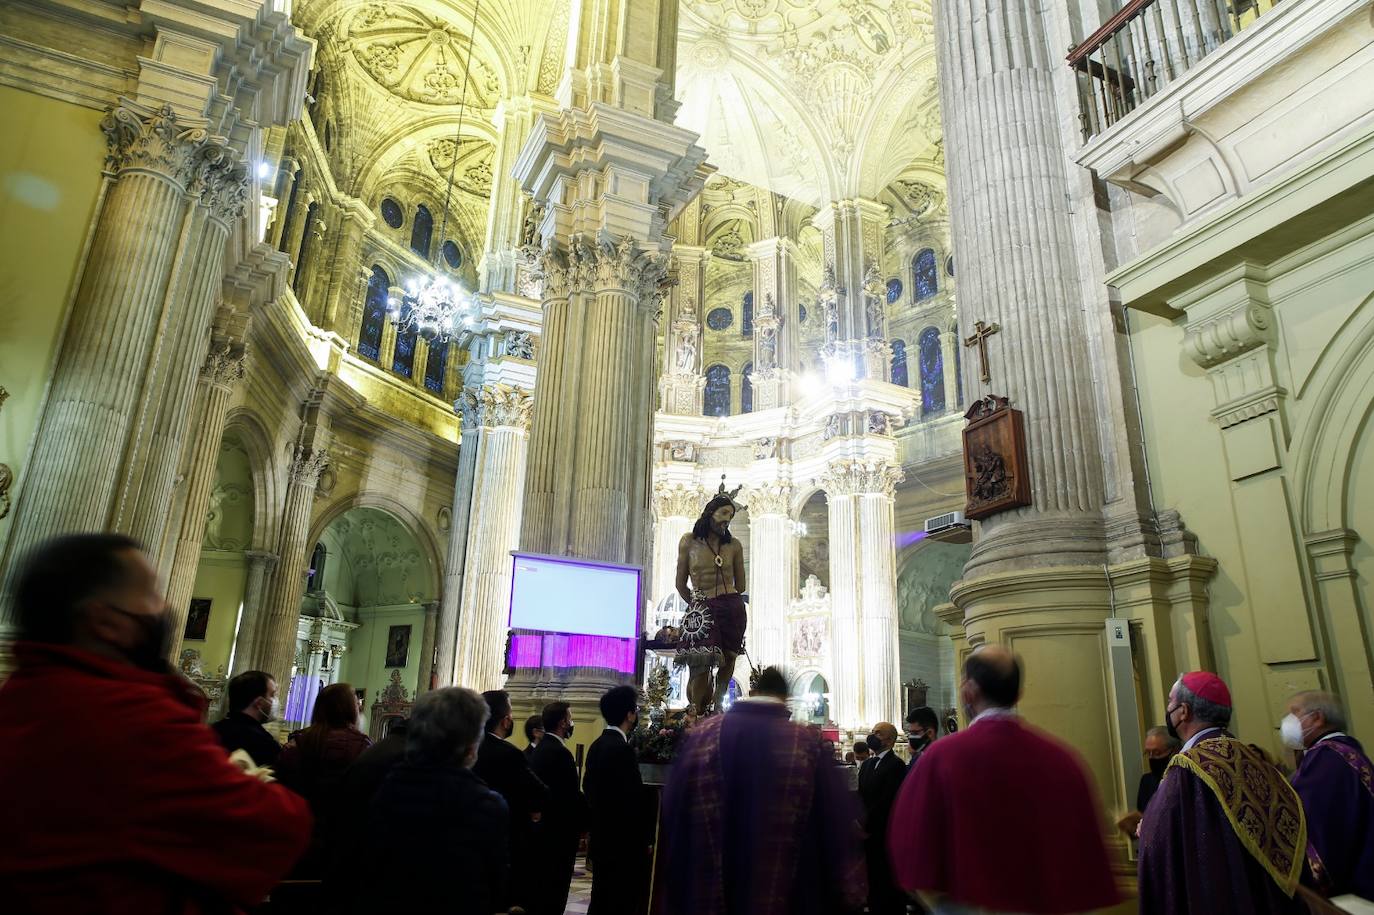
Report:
442,240,462,269
706,307,734,331
380,197,404,229
886,277,902,304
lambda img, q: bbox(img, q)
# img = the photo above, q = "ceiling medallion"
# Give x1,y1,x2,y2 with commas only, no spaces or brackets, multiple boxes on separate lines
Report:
348,5,499,107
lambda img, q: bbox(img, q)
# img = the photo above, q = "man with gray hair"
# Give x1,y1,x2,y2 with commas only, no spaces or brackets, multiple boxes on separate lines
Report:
1283,690,1374,900
1139,672,1306,914
363,687,508,914
1136,725,1181,814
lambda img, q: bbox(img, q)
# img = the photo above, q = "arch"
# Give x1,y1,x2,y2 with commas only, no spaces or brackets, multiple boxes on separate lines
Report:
392,310,418,379
220,408,283,553
358,265,390,361
741,361,754,414
918,326,946,415
912,248,939,301
306,492,444,604
1294,294,1374,533
886,277,903,304
891,338,909,387
704,363,731,417
410,203,434,259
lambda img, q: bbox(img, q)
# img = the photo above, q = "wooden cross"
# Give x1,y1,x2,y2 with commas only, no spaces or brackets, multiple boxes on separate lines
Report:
963,320,1001,385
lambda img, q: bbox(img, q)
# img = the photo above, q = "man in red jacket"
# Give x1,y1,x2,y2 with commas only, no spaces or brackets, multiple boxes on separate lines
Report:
0,534,313,914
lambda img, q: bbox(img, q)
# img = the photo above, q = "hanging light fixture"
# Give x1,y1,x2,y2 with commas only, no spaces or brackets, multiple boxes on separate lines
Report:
387,0,483,344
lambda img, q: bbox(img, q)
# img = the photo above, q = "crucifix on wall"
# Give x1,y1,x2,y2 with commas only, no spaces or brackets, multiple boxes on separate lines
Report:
963,320,1001,385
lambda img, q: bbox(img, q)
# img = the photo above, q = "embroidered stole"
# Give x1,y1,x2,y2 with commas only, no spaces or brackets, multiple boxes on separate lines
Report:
1169,736,1307,896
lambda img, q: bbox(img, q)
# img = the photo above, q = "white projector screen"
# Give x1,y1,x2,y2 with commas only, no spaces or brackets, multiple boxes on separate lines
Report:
508,553,641,639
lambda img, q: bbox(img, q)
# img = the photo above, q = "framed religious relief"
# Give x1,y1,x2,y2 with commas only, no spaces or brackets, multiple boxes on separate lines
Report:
184,598,211,641
385,624,411,667
962,395,1032,520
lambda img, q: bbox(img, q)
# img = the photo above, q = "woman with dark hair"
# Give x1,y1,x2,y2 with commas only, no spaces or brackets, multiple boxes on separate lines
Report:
276,682,373,877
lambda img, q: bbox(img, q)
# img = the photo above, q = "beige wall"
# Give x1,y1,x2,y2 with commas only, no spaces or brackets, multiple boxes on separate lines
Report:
186,551,249,676
0,87,104,558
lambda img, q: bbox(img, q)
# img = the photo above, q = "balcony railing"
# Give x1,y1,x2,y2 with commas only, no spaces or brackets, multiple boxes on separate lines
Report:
1068,0,1283,141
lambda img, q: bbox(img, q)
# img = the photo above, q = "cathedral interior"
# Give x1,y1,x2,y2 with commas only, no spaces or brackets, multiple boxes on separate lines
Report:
2,0,1372,876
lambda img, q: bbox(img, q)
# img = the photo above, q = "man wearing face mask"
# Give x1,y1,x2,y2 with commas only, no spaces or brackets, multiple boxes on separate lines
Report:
213,669,282,766
858,723,907,915
474,689,550,913
0,534,311,914
904,706,940,767
583,685,652,914
529,701,589,915
1283,690,1374,901
1138,671,1307,914
1135,725,1180,815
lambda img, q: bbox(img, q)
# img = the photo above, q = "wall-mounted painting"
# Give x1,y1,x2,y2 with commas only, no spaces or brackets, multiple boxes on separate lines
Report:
185,598,211,641
385,624,411,667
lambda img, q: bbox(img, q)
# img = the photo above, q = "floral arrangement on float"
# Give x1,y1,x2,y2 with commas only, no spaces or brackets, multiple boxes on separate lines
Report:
633,666,696,769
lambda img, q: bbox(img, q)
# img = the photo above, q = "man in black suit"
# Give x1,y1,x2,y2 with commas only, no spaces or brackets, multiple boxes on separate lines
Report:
583,686,650,915
858,721,908,915
474,690,550,914
528,701,588,915
211,670,282,766
904,705,940,767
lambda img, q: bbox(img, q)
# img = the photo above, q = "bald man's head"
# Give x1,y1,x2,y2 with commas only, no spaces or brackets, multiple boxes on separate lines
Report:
872,721,899,751
963,645,1022,712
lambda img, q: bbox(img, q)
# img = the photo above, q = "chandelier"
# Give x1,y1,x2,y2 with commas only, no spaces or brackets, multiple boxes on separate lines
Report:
386,0,482,345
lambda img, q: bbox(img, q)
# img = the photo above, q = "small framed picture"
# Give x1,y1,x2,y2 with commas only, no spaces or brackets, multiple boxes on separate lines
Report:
184,598,211,641
385,624,411,667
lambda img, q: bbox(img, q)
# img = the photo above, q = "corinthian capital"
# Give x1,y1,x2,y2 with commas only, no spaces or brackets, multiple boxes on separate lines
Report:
821,459,904,498
746,481,792,516
202,343,247,387
457,384,534,431
194,146,251,225
289,447,330,486
653,482,707,519
101,102,208,188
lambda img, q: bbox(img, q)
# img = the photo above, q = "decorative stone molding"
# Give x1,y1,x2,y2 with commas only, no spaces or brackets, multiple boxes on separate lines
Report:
1211,385,1285,429
1183,300,1274,370
457,384,534,431
653,482,708,519
101,102,208,188
504,330,535,361
821,459,904,498
288,447,330,487
195,148,251,225
746,481,792,516
533,234,670,307
202,343,247,387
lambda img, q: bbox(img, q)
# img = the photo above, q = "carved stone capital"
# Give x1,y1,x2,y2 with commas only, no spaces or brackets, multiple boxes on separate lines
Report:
457,383,534,430
202,343,247,387
289,447,330,487
194,146,251,225
746,481,792,516
1183,300,1274,369
653,482,707,519
101,102,208,188
821,459,904,498
504,330,536,361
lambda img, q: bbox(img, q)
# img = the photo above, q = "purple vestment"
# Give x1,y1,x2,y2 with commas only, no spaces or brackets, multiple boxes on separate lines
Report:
1138,735,1305,914
658,700,865,915
1291,735,1374,900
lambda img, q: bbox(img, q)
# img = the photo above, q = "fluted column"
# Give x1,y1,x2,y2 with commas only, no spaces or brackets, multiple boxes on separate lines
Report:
937,0,1106,573
0,103,211,620
435,415,481,686
248,445,328,685
164,311,248,658
119,156,249,552
812,199,889,380
416,600,439,695
481,96,558,294
451,384,533,690
746,237,801,408
824,459,904,729
231,550,278,676
746,483,795,671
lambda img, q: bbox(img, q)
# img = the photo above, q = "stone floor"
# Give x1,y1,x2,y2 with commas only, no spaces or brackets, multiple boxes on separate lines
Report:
564,857,591,914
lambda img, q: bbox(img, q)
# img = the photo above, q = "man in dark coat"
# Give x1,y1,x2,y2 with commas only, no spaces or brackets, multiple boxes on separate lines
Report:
660,667,865,915
0,534,311,914
212,669,282,766
1136,725,1180,814
903,705,940,767
364,688,508,914
583,685,650,915
529,701,589,915
1139,671,1306,914
857,722,906,915
474,690,550,912
1284,690,1374,900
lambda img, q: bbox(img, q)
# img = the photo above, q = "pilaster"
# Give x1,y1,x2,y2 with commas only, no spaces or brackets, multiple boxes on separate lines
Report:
231,550,279,677
811,199,888,380
746,236,801,410
746,482,796,672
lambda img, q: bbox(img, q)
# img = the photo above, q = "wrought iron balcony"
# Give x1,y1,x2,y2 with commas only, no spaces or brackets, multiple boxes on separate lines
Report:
1069,0,1283,141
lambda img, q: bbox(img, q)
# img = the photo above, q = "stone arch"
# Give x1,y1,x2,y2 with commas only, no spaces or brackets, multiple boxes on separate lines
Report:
221,408,283,553
307,491,444,603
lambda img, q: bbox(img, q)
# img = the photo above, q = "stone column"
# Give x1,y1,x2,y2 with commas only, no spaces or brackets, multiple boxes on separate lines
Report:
0,103,209,618
745,237,800,408
434,410,481,687
811,199,889,380
247,444,328,686
164,308,249,658
745,482,795,671
451,384,534,691
416,600,439,695
481,96,558,294
320,200,372,333
118,156,249,554
232,550,278,676
824,459,903,729
267,157,300,252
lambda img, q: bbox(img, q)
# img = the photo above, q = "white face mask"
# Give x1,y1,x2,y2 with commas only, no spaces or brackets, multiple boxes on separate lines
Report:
1279,713,1308,750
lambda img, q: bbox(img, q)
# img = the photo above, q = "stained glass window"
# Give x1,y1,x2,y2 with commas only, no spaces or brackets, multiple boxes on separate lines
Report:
411,204,433,258
886,278,902,304
706,307,733,331
424,338,449,394
392,302,417,378
442,240,462,269
358,265,389,361
891,339,908,387
741,362,753,413
913,248,939,301
742,292,754,336
704,364,731,417
380,197,404,229
918,326,946,415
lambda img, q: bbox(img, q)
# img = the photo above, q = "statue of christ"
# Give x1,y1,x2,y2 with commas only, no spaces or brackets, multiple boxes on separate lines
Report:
673,485,747,715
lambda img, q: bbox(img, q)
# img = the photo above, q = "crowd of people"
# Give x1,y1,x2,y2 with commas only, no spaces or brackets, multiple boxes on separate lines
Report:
0,534,1371,915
